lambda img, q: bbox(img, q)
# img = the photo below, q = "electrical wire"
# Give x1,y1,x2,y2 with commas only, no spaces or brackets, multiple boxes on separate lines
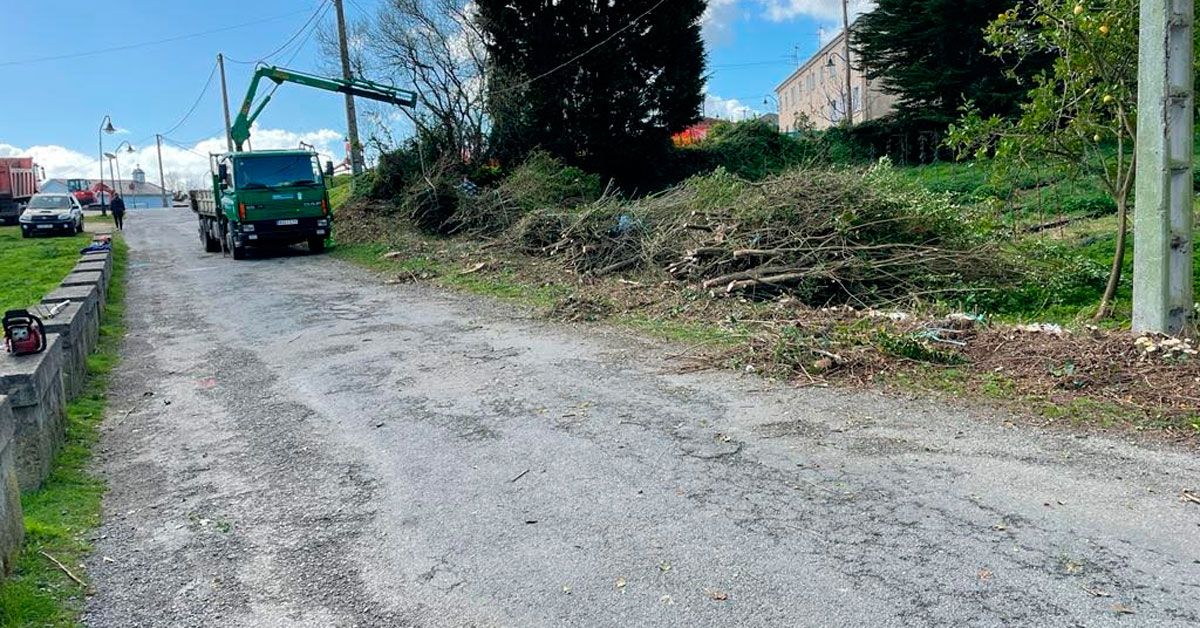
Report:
491,0,670,97
224,1,330,65
283,1,333,67
158,61,220,138
0,9,314,67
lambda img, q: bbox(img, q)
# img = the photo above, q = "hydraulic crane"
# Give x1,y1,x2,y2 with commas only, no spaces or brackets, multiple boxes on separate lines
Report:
229,65,417,151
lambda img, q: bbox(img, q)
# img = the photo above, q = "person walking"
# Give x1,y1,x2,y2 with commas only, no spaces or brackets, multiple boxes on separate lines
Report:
110,193,126,231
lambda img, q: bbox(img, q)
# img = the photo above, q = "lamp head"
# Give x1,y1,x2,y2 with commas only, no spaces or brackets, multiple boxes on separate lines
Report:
102,120,117,134
103,152,116,160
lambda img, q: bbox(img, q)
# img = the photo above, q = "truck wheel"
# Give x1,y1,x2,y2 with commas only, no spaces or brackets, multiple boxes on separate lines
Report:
307,236,326,254
202,226,222,253
227,232,247,260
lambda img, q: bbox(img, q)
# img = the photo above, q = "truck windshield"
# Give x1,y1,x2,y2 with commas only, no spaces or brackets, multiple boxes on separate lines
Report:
28,196,72,209
234,155,321,189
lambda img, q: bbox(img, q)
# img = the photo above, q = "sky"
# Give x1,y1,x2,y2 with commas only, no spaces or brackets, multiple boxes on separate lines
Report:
0,0,872,186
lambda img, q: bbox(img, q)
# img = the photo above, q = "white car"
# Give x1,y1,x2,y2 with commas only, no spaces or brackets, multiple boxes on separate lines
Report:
19,193,85,237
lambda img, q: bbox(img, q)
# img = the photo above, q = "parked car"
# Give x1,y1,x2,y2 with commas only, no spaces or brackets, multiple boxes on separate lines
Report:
19,193,84,237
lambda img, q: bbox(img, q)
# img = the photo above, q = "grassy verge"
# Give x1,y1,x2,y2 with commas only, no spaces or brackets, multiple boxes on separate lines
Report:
0,238,128,626
0,227,93,314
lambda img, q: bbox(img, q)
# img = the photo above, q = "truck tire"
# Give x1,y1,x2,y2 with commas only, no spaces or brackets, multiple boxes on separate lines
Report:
227,231,247,260
307,236,326,254
200,222,220,252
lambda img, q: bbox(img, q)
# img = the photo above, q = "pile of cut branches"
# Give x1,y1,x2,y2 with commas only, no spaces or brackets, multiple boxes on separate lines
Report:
517,162,1012,307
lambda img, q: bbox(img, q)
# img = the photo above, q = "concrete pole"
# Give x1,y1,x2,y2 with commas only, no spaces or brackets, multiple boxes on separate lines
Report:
155,134,169,208
334,0,364,176
842,0,853,125
1133,0,1195,335
218,54,234,153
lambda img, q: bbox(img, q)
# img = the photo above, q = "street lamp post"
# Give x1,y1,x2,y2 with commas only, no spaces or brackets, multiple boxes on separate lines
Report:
108,141,135,205
98,115,116,216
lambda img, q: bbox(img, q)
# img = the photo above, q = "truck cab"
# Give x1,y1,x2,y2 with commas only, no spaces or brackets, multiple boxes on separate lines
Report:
194,150,333,259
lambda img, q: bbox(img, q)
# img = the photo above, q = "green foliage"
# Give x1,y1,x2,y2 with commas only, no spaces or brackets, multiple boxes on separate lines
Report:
477,0,707,188
965,238,1111,317
852,0,1050,126
947,0,1138,200
696,120,818,180
873,330,967,365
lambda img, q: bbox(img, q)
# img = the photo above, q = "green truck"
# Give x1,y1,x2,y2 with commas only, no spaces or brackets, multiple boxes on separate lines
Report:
189,65,415,259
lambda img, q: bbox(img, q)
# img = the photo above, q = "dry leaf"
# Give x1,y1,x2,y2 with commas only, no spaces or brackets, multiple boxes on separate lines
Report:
705,588,729,601
977,569,992,582
659,562,672,573
1112,603,1135,615
615,577,627,590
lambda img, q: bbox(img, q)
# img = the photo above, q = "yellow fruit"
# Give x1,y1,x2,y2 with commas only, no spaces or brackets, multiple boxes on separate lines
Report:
1074,4,1084,15
1093,134,1102,142
1099,24,1110,35
1103,94,1115,104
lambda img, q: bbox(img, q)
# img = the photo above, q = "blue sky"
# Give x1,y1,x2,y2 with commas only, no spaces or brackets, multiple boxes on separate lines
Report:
0,0,867,182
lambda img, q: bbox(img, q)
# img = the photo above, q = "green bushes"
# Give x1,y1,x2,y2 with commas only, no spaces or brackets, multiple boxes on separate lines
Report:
694,120,818,180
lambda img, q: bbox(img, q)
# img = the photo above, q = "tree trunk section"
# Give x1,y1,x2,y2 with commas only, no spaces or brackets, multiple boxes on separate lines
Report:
1094,197,1129,320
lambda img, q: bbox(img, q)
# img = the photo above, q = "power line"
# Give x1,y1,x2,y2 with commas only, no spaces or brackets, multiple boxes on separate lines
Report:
492,0,670,96
159,61,220,137
225,1,330,65
0,9,314,67
283,1,333,66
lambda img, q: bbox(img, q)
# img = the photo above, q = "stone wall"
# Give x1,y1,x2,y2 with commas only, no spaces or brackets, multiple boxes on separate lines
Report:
0,242,114,572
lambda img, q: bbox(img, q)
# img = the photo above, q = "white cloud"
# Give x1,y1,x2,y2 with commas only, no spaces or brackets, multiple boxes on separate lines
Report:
702,0,742,45
758,0,874,22
704,93,763,121
1,126,348,191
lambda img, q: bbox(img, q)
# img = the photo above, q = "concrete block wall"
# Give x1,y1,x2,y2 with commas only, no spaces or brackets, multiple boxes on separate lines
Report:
0,244,112,575
0,334,67,490
0,396,22,575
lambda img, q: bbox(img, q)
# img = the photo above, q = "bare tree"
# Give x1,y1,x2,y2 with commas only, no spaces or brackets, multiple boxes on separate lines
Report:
368,0,489,162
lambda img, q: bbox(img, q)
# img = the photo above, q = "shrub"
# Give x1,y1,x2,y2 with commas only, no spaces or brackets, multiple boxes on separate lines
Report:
454,152,601,234
695,120,818,180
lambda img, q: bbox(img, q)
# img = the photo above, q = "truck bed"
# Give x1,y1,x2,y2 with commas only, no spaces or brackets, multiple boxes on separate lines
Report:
188,189,219,217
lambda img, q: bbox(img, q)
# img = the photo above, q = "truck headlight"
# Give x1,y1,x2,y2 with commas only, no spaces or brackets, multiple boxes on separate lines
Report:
58,213,73,221
317,219,329,227
241,224,255,232
18,214,32,223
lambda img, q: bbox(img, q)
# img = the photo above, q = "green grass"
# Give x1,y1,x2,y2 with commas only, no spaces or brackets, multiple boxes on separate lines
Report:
0,239,127,627
0,227,92,314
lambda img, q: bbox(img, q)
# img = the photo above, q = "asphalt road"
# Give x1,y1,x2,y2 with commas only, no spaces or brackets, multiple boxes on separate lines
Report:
84,208,1200,627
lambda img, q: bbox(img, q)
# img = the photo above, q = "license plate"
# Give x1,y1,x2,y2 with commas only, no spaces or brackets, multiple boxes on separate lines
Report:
36,224,53,229
276,219,299,226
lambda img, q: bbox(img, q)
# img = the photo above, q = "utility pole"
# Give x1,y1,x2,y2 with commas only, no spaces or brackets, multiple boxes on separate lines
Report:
155,134,169,208
333,0,364,175
1133,0,1195,335
218,53,234,153
841,0,854,125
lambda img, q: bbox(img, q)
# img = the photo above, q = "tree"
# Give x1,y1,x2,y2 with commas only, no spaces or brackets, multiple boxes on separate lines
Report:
364,0,490,163
476,0,707,186
852,0,1050,126
947,0,1138,319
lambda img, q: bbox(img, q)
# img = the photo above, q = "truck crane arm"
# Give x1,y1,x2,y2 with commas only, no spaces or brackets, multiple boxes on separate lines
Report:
230,65,417,151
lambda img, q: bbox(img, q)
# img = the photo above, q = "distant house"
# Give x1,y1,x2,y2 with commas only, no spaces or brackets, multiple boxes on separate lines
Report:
774,27,896,132
42,165,169,208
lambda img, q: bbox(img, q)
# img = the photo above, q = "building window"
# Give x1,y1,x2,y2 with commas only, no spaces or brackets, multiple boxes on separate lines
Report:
852,86,862,113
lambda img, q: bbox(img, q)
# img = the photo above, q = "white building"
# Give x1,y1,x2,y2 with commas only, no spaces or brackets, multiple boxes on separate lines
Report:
774,28,897,131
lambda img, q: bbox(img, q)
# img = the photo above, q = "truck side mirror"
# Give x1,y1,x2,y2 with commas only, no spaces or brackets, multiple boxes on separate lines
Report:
217,163,229,188
324,161,335,178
